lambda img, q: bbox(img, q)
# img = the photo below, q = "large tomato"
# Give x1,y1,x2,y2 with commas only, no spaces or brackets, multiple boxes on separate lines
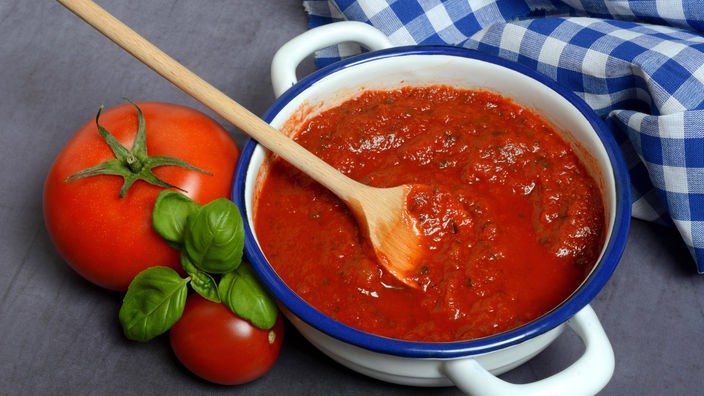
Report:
43,101,239,291
170,294,284,385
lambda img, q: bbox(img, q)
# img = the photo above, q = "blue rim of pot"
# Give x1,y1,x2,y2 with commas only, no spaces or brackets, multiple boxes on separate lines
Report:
232,45,631,359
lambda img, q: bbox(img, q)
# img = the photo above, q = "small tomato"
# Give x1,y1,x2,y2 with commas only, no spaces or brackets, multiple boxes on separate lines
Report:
43,101,239,291
169,294,284,385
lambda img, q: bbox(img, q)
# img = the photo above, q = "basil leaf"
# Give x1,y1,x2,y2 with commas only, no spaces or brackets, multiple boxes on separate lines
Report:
181,253,220,303
183,198,244,274
119,266,189,342
219,262,278,330
152,190,199,248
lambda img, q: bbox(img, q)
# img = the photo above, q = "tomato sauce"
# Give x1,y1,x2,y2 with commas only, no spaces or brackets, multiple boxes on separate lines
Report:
254,86,605,342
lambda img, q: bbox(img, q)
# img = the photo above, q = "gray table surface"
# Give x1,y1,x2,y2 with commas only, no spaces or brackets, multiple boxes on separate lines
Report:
2,1,702,395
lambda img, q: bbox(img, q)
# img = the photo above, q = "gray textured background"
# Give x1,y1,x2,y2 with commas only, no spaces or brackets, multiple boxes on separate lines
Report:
1,1,702,395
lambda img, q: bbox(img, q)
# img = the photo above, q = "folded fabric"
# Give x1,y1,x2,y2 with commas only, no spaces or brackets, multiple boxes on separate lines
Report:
302,0,704,273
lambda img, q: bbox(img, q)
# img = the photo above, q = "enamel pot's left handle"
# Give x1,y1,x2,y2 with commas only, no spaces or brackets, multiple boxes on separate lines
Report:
270,21,393,98
443,305,614,396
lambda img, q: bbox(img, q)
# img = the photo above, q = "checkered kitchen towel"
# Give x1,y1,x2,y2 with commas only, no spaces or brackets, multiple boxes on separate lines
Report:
302,0,704,273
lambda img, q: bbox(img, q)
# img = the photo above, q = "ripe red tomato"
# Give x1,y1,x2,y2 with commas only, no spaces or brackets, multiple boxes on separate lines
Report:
43,102,239,291
170,294,284,385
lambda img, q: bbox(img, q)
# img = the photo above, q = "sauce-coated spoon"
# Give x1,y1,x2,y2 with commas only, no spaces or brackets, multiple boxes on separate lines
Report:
57,0,423,287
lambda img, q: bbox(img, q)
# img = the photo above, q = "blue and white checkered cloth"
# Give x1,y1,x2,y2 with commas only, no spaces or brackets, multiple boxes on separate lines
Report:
302,0,704,273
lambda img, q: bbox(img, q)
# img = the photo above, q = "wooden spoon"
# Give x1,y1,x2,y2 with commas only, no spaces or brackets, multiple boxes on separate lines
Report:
57,0,424,287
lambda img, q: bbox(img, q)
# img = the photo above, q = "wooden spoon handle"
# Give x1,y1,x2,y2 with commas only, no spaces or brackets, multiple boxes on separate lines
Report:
56,0,362,200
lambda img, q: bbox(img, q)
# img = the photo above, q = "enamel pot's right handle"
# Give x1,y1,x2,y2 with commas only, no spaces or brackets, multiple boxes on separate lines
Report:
270,21,393,98
444,305,615,396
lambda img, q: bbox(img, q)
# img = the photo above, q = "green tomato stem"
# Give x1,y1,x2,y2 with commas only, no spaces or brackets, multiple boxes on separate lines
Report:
65,99,211,198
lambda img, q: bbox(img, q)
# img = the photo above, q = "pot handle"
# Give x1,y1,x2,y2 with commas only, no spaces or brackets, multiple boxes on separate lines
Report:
443,305,614,396
271,21,393,97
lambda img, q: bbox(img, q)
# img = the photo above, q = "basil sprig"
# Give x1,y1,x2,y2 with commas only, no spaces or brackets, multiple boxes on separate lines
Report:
118,190,278,342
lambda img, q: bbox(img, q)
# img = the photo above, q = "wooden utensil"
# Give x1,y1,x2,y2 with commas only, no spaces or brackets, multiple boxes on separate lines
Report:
56,0,424,287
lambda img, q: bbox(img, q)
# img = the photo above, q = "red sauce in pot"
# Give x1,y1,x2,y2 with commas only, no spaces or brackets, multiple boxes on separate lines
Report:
254,86,605,342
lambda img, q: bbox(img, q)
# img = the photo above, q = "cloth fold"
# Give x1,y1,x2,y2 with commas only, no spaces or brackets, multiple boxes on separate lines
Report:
302,0,704,273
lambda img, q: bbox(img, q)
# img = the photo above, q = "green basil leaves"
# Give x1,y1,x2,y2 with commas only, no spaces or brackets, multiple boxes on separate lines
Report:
220,263,278,330
119,191,278,342
119,267,188,342
181,254,221,303
184,198,244,274
152,190,199,249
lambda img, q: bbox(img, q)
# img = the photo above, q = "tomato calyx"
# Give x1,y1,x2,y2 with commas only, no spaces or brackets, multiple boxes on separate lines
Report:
65,99,212,198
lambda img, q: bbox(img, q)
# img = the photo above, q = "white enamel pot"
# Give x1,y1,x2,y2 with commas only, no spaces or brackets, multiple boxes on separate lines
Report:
232,22,631,396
